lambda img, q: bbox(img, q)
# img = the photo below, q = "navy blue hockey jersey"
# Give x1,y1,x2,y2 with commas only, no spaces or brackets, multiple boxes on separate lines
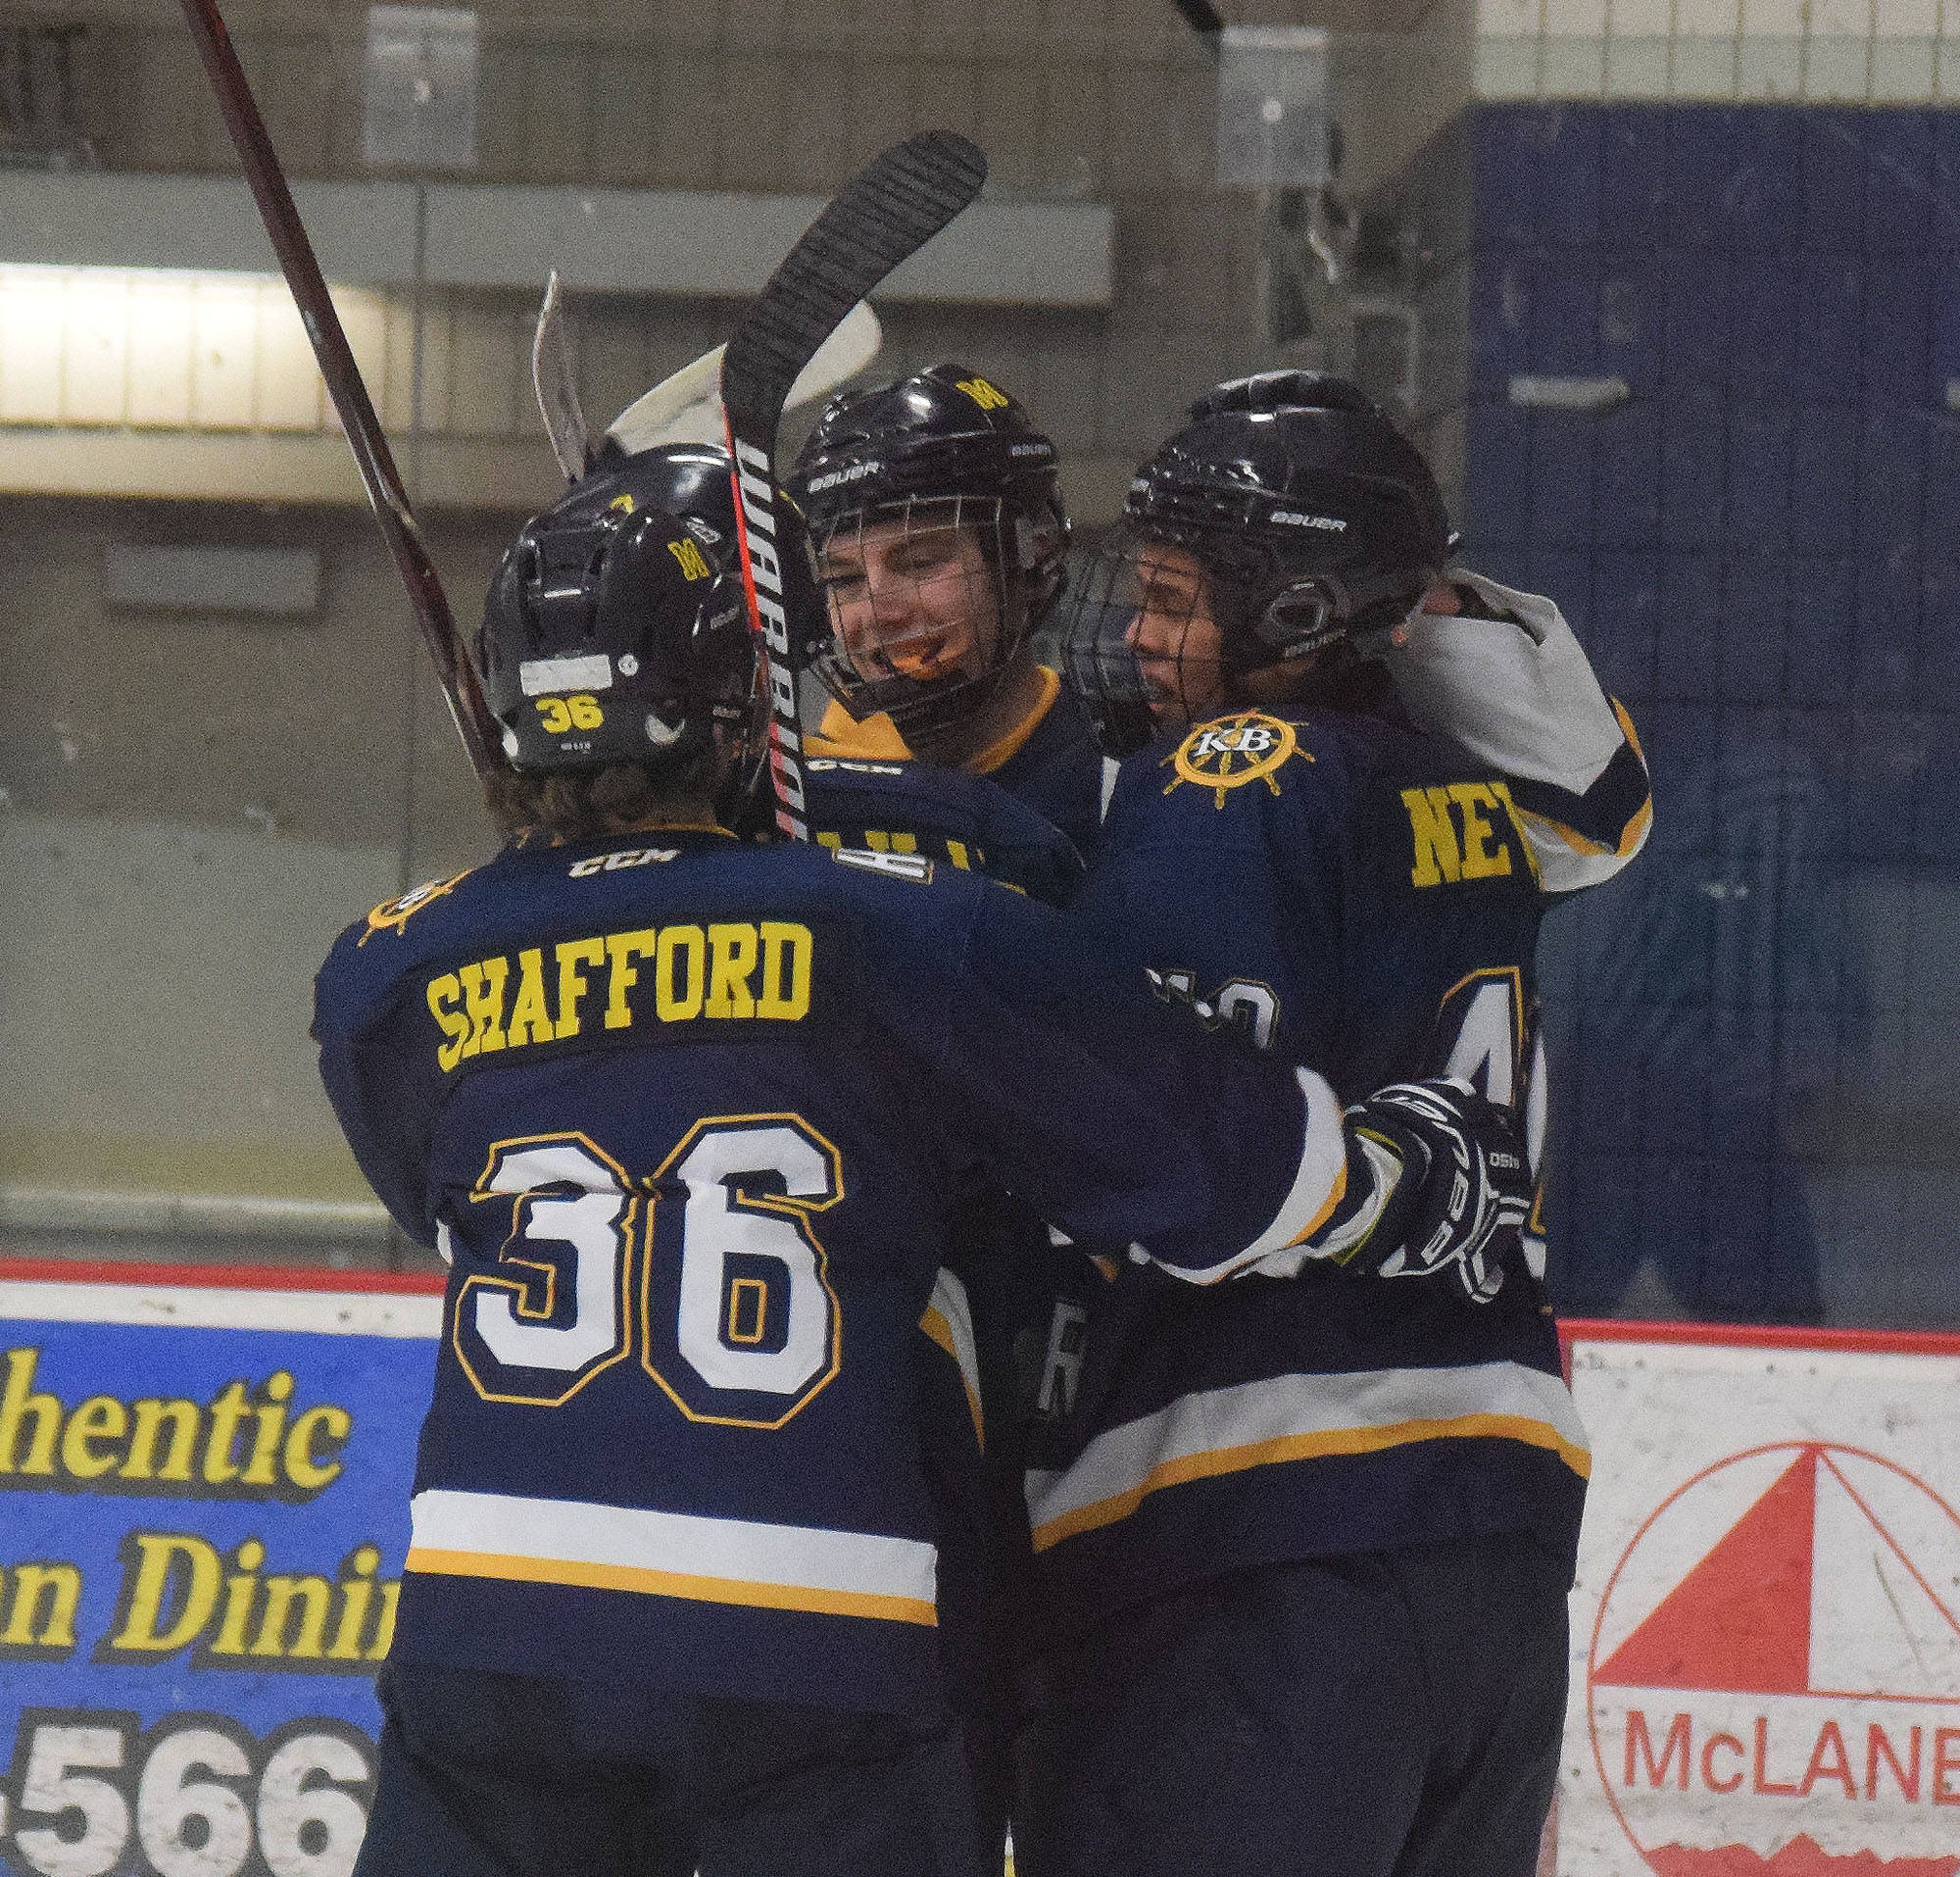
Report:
804,753,1084,908
808,665,1108,859
313,830,1359,1715
1025,708,1599,1636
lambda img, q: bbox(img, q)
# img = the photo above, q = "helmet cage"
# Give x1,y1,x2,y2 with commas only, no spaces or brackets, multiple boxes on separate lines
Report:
1057,515,1433,759
808,493,1045,745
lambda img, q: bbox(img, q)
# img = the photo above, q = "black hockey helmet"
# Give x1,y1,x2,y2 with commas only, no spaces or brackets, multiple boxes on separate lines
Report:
1060,371,1453,754
1127,370,1451,661
474,446,756,775
786,364,1069,743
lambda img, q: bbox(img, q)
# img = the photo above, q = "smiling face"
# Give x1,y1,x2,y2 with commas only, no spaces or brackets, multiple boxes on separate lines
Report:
815,505,1004,694
1124,541,1230,728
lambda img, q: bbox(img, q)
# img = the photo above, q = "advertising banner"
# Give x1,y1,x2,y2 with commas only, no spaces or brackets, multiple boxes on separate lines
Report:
1556,1322,1960,1877
0,1260,441,1877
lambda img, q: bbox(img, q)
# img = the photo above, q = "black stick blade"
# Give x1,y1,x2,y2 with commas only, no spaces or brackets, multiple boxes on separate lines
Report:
721,130,987,843
722,131,987,454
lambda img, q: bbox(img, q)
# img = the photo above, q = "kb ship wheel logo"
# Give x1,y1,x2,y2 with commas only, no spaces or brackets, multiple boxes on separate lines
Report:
1162,712,1308,807
1586,1442,1960,1875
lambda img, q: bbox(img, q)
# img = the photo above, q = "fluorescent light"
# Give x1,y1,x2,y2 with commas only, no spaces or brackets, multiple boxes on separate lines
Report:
0,265,390,434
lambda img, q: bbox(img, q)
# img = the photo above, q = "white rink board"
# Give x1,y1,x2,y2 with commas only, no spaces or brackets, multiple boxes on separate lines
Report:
1557,1328,1960,1877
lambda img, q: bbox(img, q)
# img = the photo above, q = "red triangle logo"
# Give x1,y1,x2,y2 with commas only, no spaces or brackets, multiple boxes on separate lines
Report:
1597,1448,1817,1694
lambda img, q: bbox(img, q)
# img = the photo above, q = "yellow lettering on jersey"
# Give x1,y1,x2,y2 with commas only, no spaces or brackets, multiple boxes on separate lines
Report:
428,974,470,1072
603,930,655,1030
860,829,919,855
554,937,606,1039
1403,787,1463,887
458,958,510,1056
1485,780,1544,887
945,840,972,870
507,948,556,1048
431,921,815,1070
707,923,759,1018
1449,782,1514,880
758,922,813,1021
656,925,707,1022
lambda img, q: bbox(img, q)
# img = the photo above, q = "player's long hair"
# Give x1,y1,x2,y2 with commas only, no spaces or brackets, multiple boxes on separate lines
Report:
483,750,719,844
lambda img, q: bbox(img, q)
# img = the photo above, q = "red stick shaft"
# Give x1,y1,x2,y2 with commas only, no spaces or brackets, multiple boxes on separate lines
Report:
176,0,504,780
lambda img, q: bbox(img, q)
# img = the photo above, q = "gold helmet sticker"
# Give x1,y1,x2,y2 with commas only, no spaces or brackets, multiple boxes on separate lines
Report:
956,376,1009,412
1162,712,1310,808
360,869,475,945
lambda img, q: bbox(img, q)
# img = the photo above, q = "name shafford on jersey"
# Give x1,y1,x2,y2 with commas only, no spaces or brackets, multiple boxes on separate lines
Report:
314,832,1370,1716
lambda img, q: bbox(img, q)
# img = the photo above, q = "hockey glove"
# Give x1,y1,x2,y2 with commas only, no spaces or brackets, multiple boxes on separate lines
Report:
1339,1079,1532,1304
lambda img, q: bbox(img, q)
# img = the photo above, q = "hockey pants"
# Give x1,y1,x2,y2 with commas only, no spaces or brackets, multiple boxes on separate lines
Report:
351,1661,989,1877
1013,1529,1568,1877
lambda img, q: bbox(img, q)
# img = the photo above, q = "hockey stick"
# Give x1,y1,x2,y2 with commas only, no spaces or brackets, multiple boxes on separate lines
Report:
603,302,882,458
721,130,987,841
531,271,594,485
177,0,504,781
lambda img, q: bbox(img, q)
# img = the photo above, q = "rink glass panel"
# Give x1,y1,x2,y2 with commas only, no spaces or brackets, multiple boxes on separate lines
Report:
0,16,1953,1333
1406,102,1960,1331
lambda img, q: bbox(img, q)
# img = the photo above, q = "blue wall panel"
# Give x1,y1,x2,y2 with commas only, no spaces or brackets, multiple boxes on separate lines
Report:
1440,101,1960,1329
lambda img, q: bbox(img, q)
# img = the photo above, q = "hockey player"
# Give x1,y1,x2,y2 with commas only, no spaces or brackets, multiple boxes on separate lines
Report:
790,364,1107,855
316,452,1527,1877
1010,372,1654,1877
792,365,1652,1874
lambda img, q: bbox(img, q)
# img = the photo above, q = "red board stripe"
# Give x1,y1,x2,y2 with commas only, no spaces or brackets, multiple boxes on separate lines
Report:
0,1255,446,1296
1560,1318,1960,1360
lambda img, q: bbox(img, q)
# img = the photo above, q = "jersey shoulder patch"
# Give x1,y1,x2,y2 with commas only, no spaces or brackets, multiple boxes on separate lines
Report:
359,868,476,945
1157,712,1314,809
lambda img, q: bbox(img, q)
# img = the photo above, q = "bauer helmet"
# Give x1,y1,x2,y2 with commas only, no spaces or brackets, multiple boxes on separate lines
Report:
475,446,756,775
787,363,1068,744
1061,370,1453,754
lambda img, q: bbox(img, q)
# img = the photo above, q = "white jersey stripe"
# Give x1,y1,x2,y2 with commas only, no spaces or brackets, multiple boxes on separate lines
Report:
408,1489,938,1625
920,1265,984,1450
1160,1066,1351,1284
1025,1360,1590,1553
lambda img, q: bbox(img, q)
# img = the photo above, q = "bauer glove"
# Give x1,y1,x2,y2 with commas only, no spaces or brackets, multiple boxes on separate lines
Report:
1338,1078,1532,1304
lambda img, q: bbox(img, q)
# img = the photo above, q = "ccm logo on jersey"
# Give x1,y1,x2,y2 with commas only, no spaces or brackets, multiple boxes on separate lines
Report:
1401,781,1536,888
566,846,680,877
425,920,814,1071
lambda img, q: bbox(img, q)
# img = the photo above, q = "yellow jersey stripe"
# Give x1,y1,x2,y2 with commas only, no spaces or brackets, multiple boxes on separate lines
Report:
406,1546,938,1626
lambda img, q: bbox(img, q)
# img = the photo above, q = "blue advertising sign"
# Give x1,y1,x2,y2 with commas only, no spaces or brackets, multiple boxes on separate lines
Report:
0,1261,441,1877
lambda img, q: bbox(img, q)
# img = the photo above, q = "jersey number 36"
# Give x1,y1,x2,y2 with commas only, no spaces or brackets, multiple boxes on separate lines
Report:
449,1116,843,1430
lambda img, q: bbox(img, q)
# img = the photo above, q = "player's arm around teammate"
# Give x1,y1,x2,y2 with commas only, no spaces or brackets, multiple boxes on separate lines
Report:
316,448,1521,1877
